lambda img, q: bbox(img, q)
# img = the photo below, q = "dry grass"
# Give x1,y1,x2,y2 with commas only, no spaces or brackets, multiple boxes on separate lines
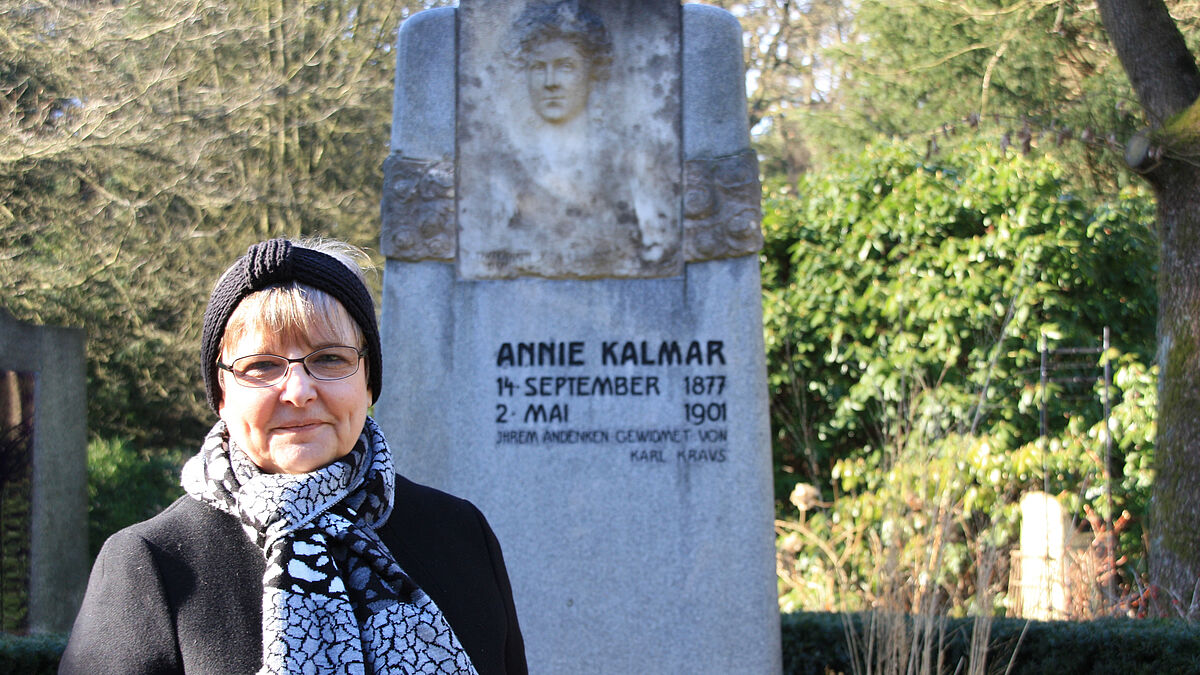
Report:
777,436,1022,674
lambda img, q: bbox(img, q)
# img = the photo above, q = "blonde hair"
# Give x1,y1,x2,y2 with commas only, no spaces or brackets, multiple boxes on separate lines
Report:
220,285,365,358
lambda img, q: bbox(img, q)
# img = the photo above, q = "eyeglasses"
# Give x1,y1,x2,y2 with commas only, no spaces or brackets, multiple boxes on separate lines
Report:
217,346,366,388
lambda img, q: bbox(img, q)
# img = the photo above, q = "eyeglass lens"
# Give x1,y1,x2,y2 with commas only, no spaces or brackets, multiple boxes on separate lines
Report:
228,346,361,386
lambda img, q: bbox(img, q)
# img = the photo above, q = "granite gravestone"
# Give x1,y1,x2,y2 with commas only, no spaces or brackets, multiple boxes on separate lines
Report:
0,310,87,634
377,2,780,672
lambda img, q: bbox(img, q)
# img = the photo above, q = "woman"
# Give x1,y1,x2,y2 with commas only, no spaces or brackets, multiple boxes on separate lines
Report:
61,238,526,674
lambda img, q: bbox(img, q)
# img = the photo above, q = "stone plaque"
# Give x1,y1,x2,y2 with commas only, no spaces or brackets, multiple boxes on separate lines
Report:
381,264,778,673
378,4,781,673
456,0,682,279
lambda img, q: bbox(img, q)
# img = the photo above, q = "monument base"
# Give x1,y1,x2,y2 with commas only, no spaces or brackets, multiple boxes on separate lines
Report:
377,256,781,673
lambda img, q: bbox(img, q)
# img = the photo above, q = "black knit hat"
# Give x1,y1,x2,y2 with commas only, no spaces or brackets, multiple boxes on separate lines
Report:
200,239,382,412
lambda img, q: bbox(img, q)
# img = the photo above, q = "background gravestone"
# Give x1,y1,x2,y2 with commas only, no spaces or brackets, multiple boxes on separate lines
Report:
377,2,780,672
0,310,87,634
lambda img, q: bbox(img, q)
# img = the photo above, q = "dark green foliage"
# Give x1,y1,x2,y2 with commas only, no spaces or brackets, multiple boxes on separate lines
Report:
781,611,1200,675
86,438,186,559
0,479,28,634
0,633,66,675
0,479,29,634
763,139,1157,502
780,611,854,675
0,371,34,634
767,139,1159,612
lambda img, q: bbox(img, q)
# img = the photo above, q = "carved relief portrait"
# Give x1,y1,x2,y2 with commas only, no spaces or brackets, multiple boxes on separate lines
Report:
457,0,682,279
511,2,612,125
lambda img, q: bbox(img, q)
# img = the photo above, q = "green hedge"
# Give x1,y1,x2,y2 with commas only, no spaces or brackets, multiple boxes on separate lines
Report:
5,614,1200,673
782,611,1200,674
0,633,66,675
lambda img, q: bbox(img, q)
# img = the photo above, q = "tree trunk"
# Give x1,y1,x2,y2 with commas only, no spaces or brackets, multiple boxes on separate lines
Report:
1096,0,1200,617
1149,160,1200,617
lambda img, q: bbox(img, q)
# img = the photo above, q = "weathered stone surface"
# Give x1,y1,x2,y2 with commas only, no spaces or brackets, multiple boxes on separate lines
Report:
381,155,455,261
377,3,780,672
378,258,780,674
381,7,456,262
0,309,87,634
381,2,766,268
456,0,682,279
681,4,764,262
683,150,764,260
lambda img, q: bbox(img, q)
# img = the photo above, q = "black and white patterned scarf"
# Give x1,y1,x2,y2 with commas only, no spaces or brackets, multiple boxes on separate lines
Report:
182,416,478,674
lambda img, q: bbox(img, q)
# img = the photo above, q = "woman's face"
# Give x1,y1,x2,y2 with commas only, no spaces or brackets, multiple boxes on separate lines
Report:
218,323,369,475
525,38,591,123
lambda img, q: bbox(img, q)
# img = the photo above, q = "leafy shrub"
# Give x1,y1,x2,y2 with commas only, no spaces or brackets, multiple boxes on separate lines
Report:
87,438,187,559
763,139,1156,500
766,139,1159,615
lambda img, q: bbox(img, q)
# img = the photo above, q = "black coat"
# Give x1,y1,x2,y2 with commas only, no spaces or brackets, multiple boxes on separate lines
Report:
60,475,527,674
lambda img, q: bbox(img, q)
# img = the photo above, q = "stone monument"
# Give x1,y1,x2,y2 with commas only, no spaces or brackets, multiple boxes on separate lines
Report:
377,2,780,672
0,309,87,634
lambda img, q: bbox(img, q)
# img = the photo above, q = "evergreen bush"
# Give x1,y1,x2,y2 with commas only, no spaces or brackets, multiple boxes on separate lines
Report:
0,633,66,675
781,611,1200,674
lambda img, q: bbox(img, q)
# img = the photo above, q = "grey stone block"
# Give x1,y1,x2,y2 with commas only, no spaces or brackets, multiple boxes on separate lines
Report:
378,3,781,672
0,309,88,634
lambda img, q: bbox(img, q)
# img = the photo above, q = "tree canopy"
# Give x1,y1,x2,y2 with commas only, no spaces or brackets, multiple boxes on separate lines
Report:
1,0,446,446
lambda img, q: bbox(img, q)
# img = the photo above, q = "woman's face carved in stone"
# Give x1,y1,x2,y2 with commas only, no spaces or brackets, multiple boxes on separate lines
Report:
525,39,591,124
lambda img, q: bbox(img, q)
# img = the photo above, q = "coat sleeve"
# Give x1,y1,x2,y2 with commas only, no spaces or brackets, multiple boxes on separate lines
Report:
474,506,528,675
59,529,182,675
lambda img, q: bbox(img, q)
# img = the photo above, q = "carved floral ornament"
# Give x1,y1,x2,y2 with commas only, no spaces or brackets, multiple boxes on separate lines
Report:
380,155,456,261
682,149,763,261
380,149,762,267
